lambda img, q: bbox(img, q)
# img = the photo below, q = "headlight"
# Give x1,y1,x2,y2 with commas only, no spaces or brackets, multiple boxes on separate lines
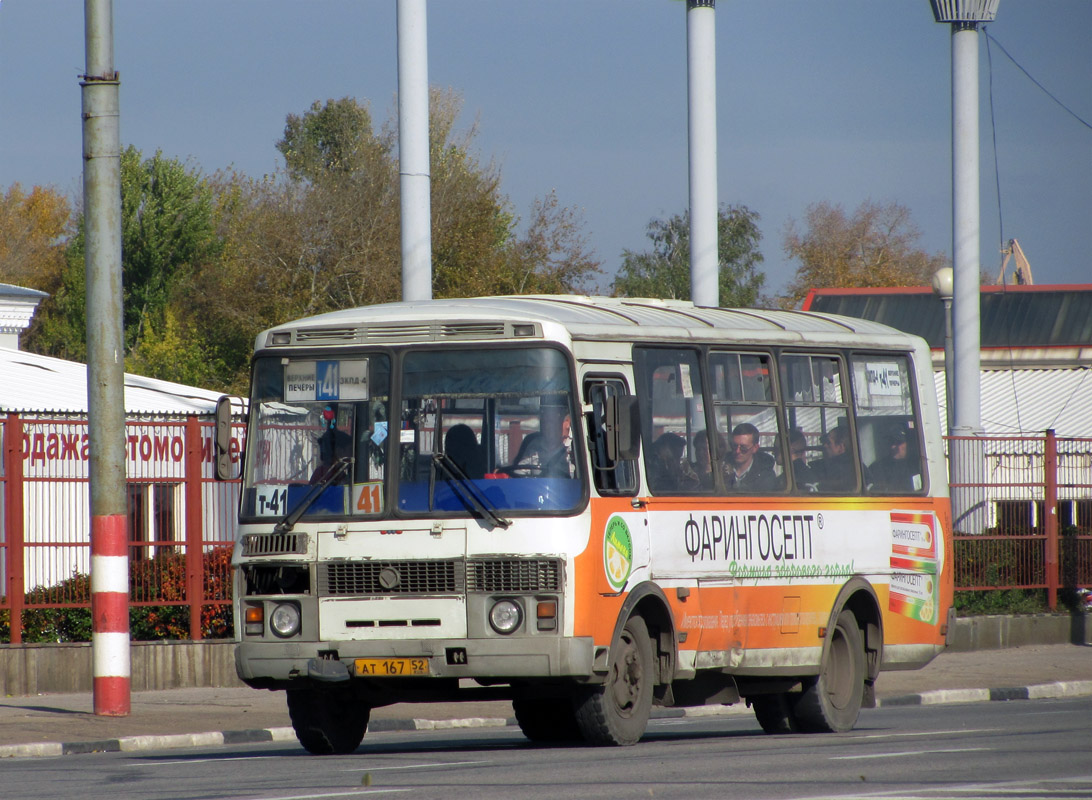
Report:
488,599,523,635
270,602,301,638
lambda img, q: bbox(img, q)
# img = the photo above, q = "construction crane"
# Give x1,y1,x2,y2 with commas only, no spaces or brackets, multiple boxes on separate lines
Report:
997,238,1034,285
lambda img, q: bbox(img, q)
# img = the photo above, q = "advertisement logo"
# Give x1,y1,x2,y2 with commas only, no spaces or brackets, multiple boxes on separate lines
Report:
604,515,633,592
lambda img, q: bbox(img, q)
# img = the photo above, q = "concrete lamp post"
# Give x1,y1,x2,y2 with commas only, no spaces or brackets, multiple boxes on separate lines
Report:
929,0,998,534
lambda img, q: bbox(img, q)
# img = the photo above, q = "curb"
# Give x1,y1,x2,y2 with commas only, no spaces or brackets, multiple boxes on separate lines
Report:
3,680,1089,760
878,680,1092,708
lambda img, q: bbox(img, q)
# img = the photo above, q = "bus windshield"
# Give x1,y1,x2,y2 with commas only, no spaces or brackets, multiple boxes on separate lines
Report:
241,346,583,523
242,354,392,521
397,346,582,516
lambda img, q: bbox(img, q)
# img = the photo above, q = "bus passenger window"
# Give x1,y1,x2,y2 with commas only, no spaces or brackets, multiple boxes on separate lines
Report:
709,351,785,494
634,347,708,496
780,354,859,494
850,355,926,494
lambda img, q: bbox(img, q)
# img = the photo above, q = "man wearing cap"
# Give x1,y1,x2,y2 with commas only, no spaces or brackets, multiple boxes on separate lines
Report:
867,426,922,493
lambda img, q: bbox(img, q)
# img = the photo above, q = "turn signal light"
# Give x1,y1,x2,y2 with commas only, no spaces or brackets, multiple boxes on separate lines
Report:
245,604,264,636
536,600,557,631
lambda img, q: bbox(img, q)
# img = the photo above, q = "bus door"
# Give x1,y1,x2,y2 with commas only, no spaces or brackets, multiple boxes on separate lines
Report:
584,377,650,598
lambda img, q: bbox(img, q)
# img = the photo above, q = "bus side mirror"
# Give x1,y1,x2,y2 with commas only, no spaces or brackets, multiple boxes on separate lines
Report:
215,395,234,481
605,395,641,462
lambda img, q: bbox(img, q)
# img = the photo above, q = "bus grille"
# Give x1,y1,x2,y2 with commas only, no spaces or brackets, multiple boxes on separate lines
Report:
241,532,308,556
317,557,563,596
321,560,463,595
467,558,562,593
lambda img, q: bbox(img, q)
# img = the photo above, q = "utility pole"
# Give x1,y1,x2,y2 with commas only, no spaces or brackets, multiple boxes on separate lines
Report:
398,0,432,302
82,0,130,716
687,0,719,308
930,0,998,533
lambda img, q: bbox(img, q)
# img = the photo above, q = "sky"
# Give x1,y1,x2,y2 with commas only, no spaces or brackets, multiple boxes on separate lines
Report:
0,1,1088,301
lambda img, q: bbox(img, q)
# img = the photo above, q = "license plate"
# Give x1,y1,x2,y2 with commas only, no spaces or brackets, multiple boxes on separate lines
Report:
355,657,430,677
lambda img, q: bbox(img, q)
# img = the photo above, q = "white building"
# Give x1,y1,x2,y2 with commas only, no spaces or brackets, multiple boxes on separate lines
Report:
0,283,244,591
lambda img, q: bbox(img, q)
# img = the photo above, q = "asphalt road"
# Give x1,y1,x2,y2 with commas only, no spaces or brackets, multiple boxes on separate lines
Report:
2,696,1088,800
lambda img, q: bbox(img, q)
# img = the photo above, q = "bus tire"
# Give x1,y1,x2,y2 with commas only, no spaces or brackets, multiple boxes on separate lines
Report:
513,697,583,743
287,687,370,755
793,610,865,733
750,694,801,735
574,615,654,746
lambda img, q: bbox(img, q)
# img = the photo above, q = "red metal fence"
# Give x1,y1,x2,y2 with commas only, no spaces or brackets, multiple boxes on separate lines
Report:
1,414,243,643
3,420,1090,643
949,431,1092,608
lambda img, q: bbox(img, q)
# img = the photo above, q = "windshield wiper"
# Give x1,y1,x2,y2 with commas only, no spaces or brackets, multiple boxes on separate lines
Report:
430,452,511,530
273,456,353,535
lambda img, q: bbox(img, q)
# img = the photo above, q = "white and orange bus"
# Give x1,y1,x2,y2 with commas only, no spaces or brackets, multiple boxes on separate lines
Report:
227,296,953,754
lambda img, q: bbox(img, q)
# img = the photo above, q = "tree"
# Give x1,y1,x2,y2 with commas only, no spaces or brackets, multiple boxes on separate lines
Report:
28,147,221,366
612,205,765,307
214,92,599,317
0,183,72,294
780,199,949,308
278,97,379,183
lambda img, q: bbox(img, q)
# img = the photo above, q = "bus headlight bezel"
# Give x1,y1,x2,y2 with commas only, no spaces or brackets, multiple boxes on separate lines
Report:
488,599,523,635
269,601,302,638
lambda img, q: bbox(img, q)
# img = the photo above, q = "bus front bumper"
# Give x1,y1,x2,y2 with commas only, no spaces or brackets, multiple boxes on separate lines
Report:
235,636,597,685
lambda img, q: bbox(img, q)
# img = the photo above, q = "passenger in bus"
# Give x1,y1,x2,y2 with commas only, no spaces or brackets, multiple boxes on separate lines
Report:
444,424,485,480
648,433,700,492
310,404,352,484
810,426,854,491
777,427,818,491
511,405,573,478
725,423,778,492
867,426,921,492
692,429,726,490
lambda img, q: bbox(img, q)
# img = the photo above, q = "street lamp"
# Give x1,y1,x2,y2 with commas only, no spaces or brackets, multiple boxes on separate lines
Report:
931,267,954,436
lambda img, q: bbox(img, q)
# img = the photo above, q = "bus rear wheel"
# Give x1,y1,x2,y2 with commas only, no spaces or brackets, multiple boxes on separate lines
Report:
574,615,654,746
287,686,370,755
793,610,865,733
513,697,583,743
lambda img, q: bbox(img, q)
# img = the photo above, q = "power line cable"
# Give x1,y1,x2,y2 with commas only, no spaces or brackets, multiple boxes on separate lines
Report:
983,26,1023,433
982,28,1092,131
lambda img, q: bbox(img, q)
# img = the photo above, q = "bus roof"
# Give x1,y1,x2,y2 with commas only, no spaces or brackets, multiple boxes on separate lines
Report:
257,295,922,351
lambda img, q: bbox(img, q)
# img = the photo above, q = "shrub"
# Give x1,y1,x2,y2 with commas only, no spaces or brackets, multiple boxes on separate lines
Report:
4,544,235,643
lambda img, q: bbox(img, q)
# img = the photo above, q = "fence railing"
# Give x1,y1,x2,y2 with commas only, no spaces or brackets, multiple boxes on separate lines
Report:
2,413,244,643
3,420,1091,644
949,431,1092,608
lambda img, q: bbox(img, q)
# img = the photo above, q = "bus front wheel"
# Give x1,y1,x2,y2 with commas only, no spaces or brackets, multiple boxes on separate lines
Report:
287,686,370,755
793,610,865,733
513,697,583,743
750,693,800,734
575,615,655,746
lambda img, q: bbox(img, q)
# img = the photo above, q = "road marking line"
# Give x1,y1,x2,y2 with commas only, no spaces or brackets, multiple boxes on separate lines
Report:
855,728,997,739
342,760,488,772
132,755,286,766
830,746,988,760
242,791,413,799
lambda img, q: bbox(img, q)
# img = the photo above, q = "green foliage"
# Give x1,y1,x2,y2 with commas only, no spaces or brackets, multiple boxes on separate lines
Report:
18,573,93,643
27,146,221,375
954,589,1049,616
119,147,221,352
612,205,765,307
278,98,378,183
